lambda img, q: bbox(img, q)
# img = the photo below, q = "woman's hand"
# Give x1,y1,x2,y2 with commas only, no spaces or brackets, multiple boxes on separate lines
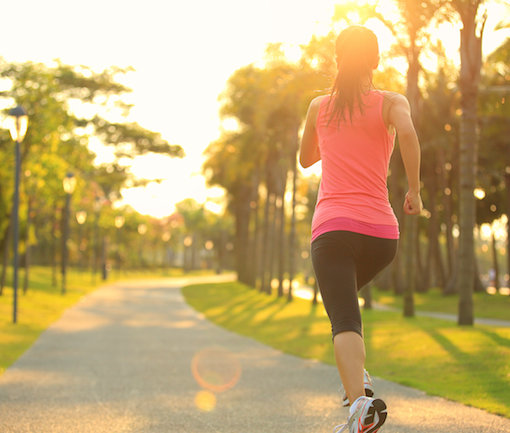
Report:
403,191,423,215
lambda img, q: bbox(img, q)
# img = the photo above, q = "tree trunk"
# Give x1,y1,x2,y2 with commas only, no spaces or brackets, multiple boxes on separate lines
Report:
233,186,252,284
247,170,261,287
374,266,392,291
427,157,446,289
257,185,270,292
490,230,500,290
438,147,455,282
389,138,405,295
287,152,298,301
312,279,319,305
51,202,58,287
250,196,260,287
505,172,510,286
268,193,278,293
361,284,373,310
403,215,416,317
443,153,458,295
277,173,288,297
23,196,33,294
0,221,12,296
403,37,421,308
474,251,485,293
457,7,483,325
262,193,276,294
415,220,427,293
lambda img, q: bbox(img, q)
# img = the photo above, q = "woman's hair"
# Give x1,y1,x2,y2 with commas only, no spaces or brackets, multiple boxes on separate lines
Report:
328,26,379,124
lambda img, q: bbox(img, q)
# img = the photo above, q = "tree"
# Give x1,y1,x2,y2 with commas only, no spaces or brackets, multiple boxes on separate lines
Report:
479,36,510,286
0,61,184,294
203,130,258,282
450,0,487,325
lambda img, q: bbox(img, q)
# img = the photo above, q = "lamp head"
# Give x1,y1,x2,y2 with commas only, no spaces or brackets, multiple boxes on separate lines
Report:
115,216,125,229
76,211,87,225
63,172,77,194
7,105,28,142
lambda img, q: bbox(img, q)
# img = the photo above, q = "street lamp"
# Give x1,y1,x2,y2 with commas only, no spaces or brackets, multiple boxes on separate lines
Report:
115,215,125,229
183,235,193,272
115,216,125,273
92,196,102,283
7,105,28,324
76,211,87,225
162,232,172,270
76,211,87,270
138,223,147,268
61,173,76,294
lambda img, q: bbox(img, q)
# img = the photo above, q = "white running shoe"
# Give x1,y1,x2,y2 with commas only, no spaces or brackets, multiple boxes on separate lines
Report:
334,396,387,433
341,369,375,407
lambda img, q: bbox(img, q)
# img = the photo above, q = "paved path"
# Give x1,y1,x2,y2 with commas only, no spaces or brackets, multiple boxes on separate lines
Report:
372,302,510,327
296,286,510,327
0,276,509,433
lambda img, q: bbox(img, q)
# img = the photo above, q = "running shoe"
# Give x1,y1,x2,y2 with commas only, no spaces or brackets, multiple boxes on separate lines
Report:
334,396,387,433
342,369,375,407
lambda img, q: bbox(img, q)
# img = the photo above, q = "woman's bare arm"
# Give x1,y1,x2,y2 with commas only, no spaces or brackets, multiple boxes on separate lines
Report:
299,97,322,168
388,94,423,215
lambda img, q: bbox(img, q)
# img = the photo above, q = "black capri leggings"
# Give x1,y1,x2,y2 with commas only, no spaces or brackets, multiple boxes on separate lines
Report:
311,230,398,339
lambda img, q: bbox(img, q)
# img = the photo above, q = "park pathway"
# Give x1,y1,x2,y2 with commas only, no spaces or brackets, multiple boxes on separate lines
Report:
0,275,508,433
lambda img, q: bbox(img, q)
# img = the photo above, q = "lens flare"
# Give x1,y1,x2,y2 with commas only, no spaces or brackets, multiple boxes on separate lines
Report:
194,390,217,412
191,347,241,393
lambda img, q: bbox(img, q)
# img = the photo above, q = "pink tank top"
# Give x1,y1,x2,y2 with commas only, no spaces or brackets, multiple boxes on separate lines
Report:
311,91,399,241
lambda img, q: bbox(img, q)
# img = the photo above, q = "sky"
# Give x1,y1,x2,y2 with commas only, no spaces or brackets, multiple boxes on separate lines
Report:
1,0,509,218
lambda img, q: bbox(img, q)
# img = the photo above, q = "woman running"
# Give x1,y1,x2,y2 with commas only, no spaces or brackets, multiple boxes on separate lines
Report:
299,26,422,433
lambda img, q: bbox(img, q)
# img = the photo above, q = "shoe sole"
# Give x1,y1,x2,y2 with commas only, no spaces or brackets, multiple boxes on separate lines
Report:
362,398,387,433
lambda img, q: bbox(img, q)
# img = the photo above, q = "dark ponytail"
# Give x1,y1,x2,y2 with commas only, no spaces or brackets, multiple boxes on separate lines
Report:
328,26,379,124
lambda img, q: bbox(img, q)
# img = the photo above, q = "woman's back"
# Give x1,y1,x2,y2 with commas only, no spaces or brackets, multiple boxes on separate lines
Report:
312,90,399,237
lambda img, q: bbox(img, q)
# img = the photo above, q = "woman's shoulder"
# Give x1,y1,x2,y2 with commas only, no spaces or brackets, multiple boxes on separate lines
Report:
378,91,410,128
307,95,331,122
377,90,407,104
310,94,330,107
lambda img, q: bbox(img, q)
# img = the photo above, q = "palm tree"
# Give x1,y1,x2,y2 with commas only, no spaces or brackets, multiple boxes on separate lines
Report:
451,0,487,325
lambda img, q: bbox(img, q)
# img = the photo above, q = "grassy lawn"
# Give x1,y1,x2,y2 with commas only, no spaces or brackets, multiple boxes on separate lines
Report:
182,281,510,418
371,286,510,321
0,266,210,376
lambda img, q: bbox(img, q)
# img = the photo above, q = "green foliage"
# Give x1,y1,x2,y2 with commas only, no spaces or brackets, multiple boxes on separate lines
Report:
91,116,184,159
175,198,207,232
0,60,185,280
0,60,184,209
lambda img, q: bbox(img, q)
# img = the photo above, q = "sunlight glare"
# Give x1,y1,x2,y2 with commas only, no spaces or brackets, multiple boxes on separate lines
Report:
2,0,508,219
195,390,217,412
480,223,492,241
191,346,242,393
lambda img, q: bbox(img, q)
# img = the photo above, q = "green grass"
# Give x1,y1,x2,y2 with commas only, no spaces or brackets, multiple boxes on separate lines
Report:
182,282,510,418
0,266,212,375
372,286,510,321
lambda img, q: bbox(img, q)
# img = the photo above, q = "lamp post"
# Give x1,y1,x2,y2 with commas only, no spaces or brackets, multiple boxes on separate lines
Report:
162,231,172,271
61,173,76,294
183,235,193,272
114,216,125,273
76,211,87,270
138,223,147,268
8,106,28,324
92,196,102,283
23,170,33,295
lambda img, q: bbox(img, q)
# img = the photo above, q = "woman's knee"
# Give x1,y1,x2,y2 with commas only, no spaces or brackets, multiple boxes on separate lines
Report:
331,319,363,340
